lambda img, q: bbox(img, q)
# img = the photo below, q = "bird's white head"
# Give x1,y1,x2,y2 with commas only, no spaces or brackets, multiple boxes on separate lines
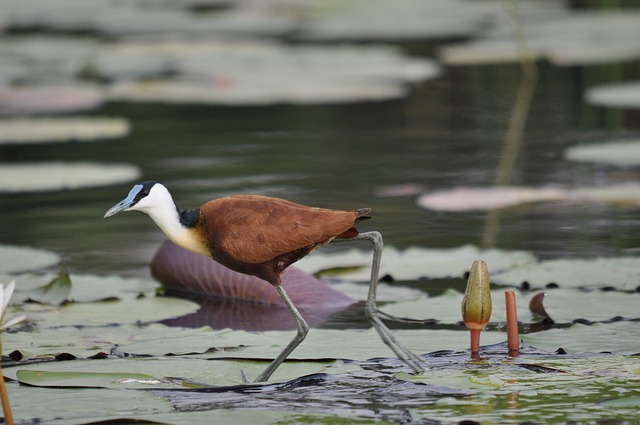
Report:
104,181,174,219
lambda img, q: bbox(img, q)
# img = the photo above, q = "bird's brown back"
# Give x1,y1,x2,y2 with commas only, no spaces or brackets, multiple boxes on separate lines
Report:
200,194,369,265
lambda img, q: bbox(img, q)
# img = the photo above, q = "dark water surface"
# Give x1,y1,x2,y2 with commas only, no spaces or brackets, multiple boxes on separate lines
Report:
1,57,640,281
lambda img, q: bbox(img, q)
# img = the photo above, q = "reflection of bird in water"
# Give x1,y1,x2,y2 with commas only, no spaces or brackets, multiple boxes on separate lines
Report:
105,181,425,381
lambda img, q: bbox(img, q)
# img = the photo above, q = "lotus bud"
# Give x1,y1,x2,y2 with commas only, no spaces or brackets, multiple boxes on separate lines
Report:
462,260,492,355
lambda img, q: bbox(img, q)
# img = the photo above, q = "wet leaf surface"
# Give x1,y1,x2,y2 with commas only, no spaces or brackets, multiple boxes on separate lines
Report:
296,245,535,282
0,117,130,145
0,244,60,274
0,162,141,193
24,269,71,306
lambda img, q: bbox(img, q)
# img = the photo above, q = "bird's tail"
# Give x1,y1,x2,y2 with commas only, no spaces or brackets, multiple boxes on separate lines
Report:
337,208,371,238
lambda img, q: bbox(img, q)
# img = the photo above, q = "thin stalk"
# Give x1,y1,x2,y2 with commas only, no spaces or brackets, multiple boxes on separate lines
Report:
505,290,520,356
0,340,14,425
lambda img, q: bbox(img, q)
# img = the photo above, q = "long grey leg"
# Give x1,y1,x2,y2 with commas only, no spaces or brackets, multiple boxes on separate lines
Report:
252,285,310,383
335,231,426,372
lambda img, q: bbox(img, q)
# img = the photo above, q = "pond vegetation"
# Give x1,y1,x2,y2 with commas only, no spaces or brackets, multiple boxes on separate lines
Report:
0,0,639,424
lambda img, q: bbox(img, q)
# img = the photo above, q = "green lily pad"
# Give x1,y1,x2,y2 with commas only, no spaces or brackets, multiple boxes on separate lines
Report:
492,256,640,290
101,40,438,105
6,383,171,425
586,81,640,109
25,269,71,305
565,140,640,166
9,356,358,388
381,287,639,325
439,11,640,66
0,117,130,145
10,272,159,303
297,245,535,281
0,244,60,274
522,321,640,354
16,369,167,389
0,162,141,193
20,295,199,328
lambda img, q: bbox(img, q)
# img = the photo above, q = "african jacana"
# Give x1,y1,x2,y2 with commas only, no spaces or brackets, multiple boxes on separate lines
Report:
104,181,425,381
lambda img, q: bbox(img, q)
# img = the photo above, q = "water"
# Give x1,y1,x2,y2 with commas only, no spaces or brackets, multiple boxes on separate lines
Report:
2,58,640,280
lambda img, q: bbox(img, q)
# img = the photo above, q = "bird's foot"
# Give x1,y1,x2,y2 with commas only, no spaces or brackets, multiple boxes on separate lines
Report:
367,308,428,373
374,308,432,325
241,369,253,384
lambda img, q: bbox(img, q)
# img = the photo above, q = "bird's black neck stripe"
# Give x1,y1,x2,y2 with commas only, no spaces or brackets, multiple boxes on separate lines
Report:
179,208,200,228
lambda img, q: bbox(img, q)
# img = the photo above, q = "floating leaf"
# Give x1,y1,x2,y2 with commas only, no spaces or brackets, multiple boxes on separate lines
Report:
297,245,535,281
9,272,159,304
0,162,141,193
20,296,199,328
0,244,60,274
493,256,640,290
522,322,640,354
0,85,103,115
26,269,71,306
418,184,640,211
417,186,566,211
586,81,640,109
16,369,168,389
439,11,640,66
565,140,640,166
0,117,130,145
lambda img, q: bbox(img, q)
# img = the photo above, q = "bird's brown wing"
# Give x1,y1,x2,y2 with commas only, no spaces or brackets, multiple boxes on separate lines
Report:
201,195,361,265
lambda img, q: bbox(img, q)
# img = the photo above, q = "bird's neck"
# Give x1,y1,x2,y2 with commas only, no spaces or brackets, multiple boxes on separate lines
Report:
146,203,210,257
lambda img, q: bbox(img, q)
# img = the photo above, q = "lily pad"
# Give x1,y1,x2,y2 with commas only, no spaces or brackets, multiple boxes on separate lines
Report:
100,40,439,105
0,85,103,115
417,184,640,211
0,244,60,274
6,383,171,425
492,256,640,290
20,295,200,328
16,369,168,389
10,272,159,303
417,186,567,211
586,81,640,109
565,140,640,166
25,269,71,306
439,11,640,66
0,36,98,83
522,321,640,354
382,287,639,326
0,117,130,145
0,161,141,193
296,245,535,281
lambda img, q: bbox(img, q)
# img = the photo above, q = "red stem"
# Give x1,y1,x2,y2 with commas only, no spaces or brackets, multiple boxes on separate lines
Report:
470,328,481,358
505,290,519,356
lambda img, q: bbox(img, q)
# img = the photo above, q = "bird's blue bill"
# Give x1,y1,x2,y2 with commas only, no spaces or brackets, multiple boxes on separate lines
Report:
103,185,142,218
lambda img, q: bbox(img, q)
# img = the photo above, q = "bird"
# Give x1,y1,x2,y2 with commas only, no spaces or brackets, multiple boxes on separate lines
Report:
104,181,425,381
